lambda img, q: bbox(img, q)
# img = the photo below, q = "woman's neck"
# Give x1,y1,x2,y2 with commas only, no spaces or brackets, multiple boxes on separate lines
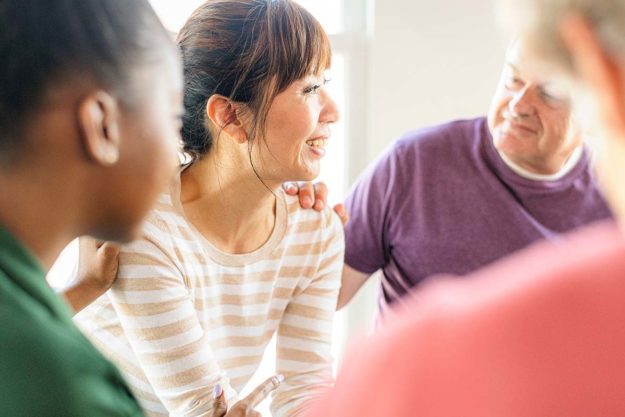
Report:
0,168,78,271
180,154,280,254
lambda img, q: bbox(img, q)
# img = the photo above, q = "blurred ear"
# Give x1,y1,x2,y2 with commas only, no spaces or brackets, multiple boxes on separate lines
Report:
77,91,121,166
205,95,248,144
560,14,625,137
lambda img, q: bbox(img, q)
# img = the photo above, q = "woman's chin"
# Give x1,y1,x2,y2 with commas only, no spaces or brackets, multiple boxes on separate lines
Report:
297,167,321,183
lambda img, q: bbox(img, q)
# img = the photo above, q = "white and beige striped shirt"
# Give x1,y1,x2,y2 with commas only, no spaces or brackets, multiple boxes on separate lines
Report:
75,177,343,417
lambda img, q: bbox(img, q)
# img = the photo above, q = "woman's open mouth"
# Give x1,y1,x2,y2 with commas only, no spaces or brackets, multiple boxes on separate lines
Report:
305,137,328,157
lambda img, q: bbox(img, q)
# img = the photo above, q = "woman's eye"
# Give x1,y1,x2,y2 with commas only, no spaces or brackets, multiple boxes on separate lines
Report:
304,84,321,95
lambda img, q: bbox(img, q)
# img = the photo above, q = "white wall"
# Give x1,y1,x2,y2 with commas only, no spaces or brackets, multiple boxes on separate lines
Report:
365,0,505,160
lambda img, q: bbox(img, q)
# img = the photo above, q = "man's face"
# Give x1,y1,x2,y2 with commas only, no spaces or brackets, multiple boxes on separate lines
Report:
487,39,582,174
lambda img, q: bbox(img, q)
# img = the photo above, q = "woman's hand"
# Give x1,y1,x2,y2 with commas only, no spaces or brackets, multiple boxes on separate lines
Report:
77,237,120,291
283,181,349,225
62,237,120,314
211,375,283,417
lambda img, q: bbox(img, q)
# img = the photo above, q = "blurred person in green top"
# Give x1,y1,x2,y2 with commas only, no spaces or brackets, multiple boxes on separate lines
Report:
0,0,181,415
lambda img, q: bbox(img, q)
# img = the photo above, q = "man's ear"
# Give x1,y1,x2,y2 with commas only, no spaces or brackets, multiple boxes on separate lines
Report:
77,91,121,166
560,14,625,137
205,94,248,144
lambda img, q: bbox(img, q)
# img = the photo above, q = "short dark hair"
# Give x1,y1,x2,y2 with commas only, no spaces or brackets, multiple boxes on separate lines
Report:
177,0,332,161
0,0,170,157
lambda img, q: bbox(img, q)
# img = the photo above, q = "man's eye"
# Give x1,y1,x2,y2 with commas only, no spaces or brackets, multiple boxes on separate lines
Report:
540,84,570,104
505,77,523,89
540,90,569,107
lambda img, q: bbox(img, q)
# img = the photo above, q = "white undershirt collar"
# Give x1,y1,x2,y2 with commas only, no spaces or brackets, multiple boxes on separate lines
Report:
498,145,584,181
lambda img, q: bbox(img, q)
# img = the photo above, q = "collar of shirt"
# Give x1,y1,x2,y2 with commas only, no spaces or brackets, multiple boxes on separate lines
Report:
498,146,584,182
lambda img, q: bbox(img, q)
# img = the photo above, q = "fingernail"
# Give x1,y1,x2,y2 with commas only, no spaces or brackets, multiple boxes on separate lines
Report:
212,384,223,399
315,201,325,210
303,197,312,207
272,374,284,387
285,183,296,192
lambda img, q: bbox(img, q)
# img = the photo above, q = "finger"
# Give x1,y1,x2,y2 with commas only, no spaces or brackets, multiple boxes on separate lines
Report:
282,182,299,196
333,203,349,226
78,236,98,258
77,236,99,270
312,182,328,211
242,374,284,409
297,183,314,209
97,242,120,260
210,384,228,417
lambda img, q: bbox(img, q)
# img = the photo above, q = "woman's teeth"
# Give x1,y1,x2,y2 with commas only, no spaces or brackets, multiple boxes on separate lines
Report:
306,138,327,148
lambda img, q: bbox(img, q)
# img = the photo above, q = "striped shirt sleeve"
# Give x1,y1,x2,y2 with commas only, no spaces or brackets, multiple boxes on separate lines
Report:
272,209,345,417
107,216,237,416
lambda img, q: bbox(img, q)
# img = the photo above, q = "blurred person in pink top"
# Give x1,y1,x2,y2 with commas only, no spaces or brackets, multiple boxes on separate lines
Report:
306,0,625,416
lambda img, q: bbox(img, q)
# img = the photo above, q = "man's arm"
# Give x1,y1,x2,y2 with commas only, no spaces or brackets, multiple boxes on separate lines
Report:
337,264,371,310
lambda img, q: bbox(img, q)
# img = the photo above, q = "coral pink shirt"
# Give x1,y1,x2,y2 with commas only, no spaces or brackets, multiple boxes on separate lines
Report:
312,220,625,417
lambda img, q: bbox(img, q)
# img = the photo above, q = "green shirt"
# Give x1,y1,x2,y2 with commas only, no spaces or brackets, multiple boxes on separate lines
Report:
0,227,144,417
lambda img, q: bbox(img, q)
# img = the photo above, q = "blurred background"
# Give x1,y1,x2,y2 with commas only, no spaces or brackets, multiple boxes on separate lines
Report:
48,0,504,410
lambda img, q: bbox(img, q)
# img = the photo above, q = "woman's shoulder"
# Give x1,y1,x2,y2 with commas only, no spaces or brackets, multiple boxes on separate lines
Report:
122,189,194,260
282,189,341,233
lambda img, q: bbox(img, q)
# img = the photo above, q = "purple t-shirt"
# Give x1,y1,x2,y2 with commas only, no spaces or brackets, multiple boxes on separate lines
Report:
344,117,613,308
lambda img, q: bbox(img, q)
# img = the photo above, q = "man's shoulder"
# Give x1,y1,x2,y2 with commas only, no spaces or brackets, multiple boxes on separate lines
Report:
361,117,487,187
394,117,487,152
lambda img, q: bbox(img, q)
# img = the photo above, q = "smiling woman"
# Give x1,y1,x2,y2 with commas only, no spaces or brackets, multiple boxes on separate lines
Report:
74,2,345,417
146,0,348,201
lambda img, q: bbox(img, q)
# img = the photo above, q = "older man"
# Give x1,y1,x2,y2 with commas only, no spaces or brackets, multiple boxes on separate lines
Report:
308,0,625,416
338,38,612,310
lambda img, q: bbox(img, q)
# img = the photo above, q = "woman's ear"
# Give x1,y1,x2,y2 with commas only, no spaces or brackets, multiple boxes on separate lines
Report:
205,94,248,144
77,91,121,166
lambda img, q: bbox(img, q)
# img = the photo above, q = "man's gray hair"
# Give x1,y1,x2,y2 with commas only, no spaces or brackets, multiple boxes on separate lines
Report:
496,0,625,73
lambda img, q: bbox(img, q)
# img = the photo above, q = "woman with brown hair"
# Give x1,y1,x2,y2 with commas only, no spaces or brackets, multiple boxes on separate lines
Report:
76,1,342,416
